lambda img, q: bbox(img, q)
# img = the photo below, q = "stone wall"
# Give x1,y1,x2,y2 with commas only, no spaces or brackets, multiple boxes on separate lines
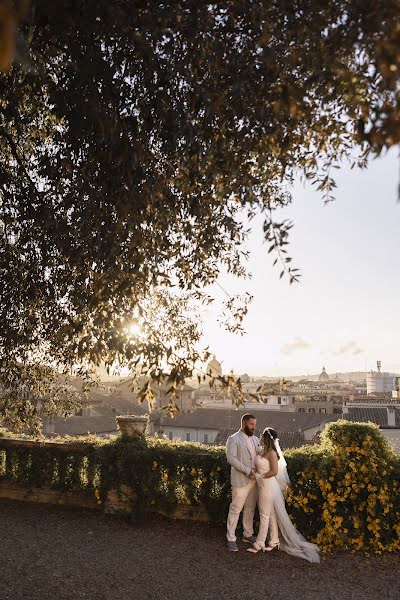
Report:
0,436,209,522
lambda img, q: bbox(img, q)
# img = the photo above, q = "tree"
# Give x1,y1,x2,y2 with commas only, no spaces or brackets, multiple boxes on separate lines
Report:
0,1,399,430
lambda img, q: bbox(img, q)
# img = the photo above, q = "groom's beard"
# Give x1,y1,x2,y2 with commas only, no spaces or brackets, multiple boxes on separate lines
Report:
243,425,254,436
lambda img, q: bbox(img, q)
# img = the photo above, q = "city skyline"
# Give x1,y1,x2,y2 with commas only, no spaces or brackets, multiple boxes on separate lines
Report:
201,148,400,377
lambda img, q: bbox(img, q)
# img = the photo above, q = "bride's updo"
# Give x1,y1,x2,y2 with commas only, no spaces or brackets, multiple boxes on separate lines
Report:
261,427,280,460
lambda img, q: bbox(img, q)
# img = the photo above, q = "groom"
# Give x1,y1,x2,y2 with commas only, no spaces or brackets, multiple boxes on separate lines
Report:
226,414,260,551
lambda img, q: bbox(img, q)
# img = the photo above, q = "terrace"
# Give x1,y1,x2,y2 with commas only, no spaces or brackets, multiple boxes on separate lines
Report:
1,499,400,600
1,419,400,600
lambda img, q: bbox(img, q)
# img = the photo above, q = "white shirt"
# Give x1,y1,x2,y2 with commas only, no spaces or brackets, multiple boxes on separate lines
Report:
241,431,256,469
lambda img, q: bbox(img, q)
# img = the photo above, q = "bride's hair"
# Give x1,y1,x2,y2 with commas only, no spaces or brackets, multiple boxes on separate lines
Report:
261,427,280,460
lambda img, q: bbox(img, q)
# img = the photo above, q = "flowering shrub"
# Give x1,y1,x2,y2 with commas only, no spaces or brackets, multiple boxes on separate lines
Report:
285,420,400,553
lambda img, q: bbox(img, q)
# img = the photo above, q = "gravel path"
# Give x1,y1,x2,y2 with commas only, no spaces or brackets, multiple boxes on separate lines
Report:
1,500,399,600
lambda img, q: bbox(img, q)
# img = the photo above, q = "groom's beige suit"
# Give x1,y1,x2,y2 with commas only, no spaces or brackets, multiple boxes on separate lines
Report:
226,430,260,542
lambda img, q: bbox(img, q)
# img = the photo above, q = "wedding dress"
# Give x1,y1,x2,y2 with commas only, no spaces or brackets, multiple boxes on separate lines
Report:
253,454,320,563
275,439,291,495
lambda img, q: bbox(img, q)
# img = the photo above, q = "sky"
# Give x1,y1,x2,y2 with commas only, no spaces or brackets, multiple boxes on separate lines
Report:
201,148,400,378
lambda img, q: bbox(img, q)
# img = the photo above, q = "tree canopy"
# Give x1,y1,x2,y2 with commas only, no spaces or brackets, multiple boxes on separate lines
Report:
0,1,399,429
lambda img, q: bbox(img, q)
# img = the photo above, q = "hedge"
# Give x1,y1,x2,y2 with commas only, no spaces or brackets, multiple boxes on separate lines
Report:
1,421,399,553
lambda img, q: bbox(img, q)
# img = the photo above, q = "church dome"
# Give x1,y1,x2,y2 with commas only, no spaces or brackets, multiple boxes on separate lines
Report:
318,366,330,381
206,355,222,378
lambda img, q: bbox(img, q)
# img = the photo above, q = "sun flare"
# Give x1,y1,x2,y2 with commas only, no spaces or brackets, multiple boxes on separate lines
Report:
128,322,142,338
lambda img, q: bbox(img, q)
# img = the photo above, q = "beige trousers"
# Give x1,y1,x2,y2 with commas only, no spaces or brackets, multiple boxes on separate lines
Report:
226,479,257,542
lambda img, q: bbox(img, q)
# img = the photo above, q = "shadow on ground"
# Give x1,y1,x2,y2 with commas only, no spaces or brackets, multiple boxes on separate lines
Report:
1,500,399,600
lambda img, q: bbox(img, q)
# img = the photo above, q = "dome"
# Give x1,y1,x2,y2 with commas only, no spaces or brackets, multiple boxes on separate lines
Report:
206,354,222,378
318,366,330,381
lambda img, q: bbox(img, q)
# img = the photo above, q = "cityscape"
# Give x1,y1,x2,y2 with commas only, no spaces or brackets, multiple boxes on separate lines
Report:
43,357,400,454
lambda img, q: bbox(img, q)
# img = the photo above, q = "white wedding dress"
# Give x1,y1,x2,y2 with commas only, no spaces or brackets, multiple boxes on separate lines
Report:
254,454,320,563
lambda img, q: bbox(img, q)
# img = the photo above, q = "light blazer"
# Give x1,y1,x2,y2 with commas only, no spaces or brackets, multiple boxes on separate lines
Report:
226,430,260,487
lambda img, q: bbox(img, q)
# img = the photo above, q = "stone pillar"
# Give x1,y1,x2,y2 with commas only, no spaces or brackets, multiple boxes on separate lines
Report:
115,415,149,437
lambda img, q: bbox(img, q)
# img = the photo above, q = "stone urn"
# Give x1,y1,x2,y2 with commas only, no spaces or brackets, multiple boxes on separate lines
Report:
115,414,149,437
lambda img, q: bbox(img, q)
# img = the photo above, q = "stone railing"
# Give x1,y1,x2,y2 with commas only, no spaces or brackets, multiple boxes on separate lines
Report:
0,414,224,522
0,436,102,510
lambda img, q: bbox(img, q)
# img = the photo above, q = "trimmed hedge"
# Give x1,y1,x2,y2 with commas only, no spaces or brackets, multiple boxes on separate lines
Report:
0,431,230,522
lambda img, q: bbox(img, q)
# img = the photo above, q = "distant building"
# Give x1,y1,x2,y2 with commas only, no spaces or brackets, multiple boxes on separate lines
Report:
42,387,147,437
42,374,195,437
149,407,340,448
354,384,367,394
392,377,400,399
114,377,195,412
206,355,222,378
366,362,396,395
343,389,400,452
294,397,336,415
318,366,330,382
260,394,296,409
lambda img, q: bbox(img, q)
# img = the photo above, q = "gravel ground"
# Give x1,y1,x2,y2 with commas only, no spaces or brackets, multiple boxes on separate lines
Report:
1,500,399,600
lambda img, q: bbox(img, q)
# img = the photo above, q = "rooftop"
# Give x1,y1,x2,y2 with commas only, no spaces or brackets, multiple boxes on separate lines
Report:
343,407,400,428
214,428,304,449
44,398,148,437
1,500,399,600
151,407,341,433
115,377,195,393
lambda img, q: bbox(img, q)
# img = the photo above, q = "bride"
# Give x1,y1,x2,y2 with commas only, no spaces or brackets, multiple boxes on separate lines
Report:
247,427,320,563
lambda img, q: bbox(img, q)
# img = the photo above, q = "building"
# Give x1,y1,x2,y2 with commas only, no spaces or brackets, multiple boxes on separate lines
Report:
149,407,341,449
343,391,400,452
44,415,119,437
318,366,329,382
43,388,148,437
114,377,195,412
392,377,400,399
285,377,352,397
195,378,343,414
206,355,222,378
244,394,297,411
294,397,336,414
366,361,396,395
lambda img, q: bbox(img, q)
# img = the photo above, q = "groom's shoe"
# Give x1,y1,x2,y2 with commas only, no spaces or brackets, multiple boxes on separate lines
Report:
242,535,257,544
227,541,239,552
